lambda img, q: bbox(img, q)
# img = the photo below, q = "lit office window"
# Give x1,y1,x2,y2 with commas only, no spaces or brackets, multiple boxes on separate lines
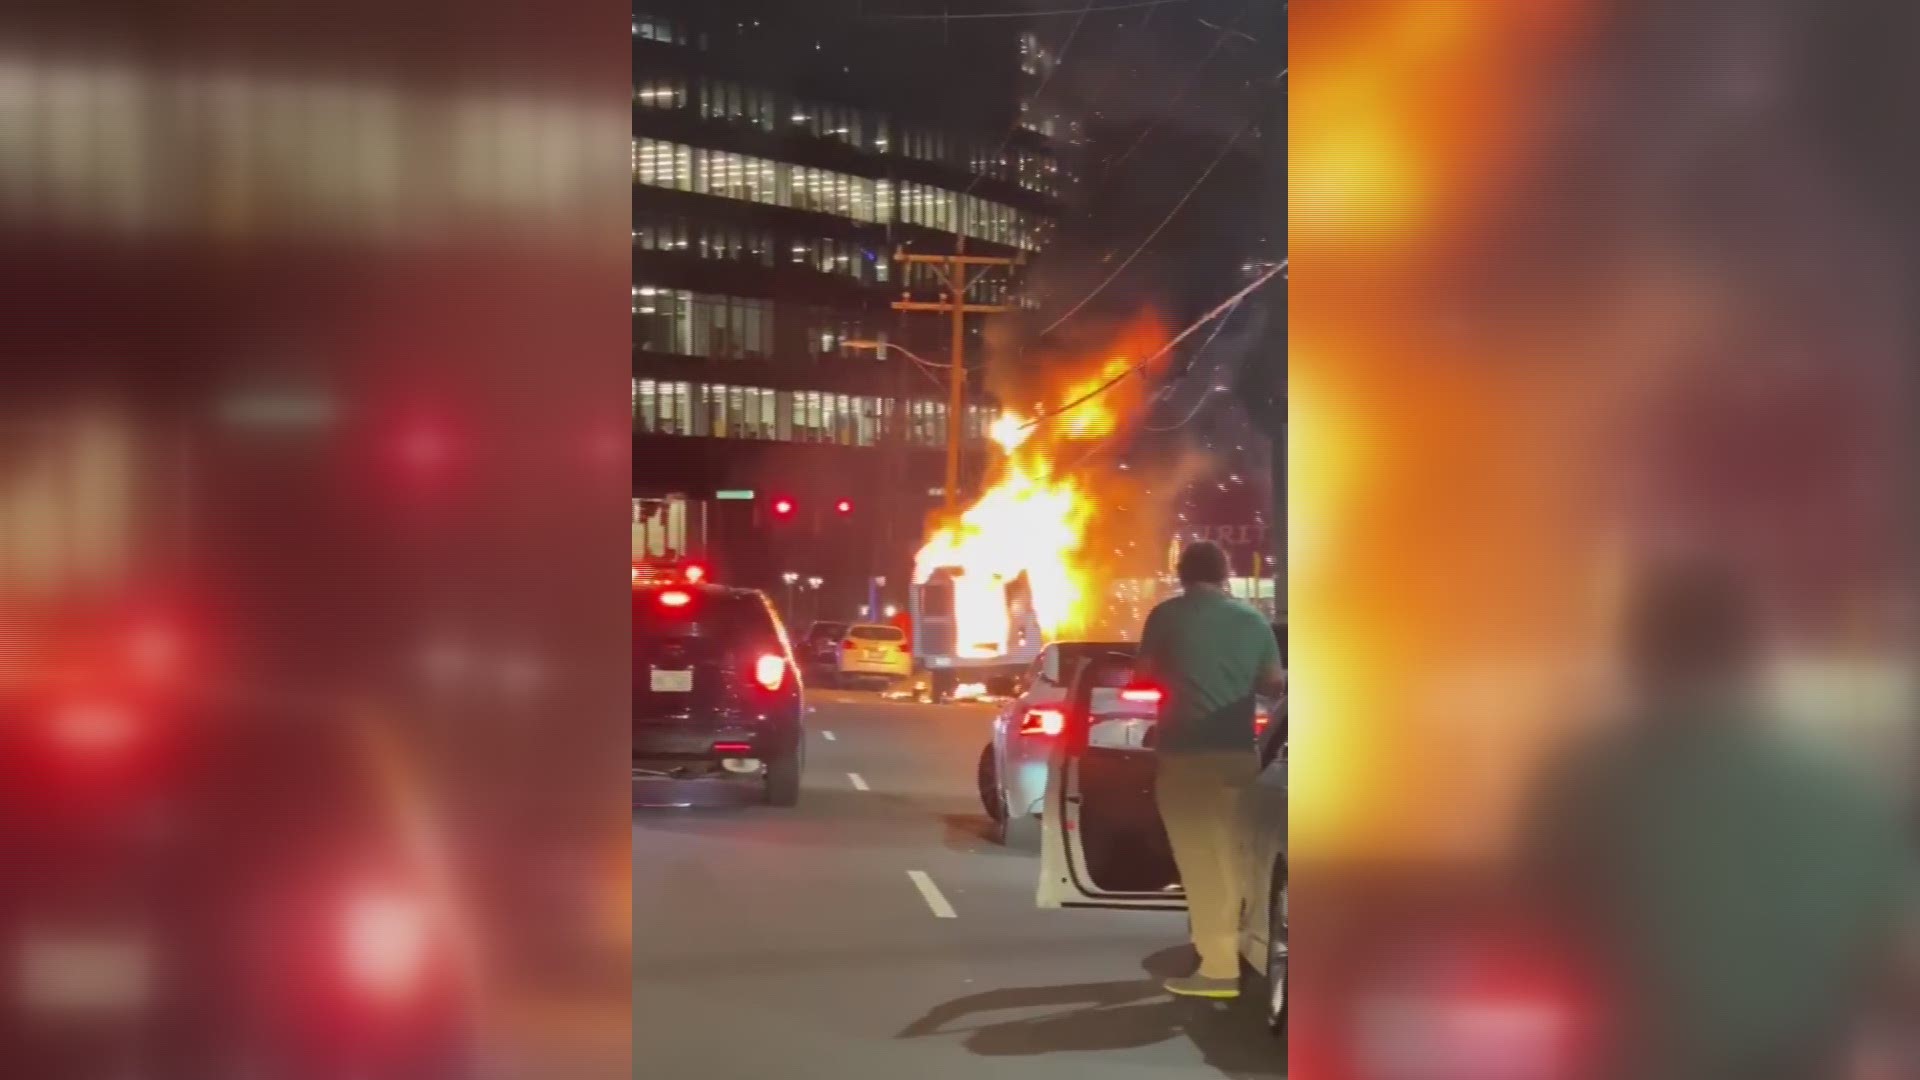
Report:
635,140,1020,237
633,286,690,354
633,16,684,44
635,79,686,110
633,138,692,190
634,378,694,435
857,397,885,447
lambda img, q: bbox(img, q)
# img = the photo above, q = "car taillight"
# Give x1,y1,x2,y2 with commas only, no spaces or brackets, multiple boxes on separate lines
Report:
1120,685,1162,704
753,653,787,691
1019,707,1065,736
681,564,707,584
340,889,433,1003
1255,710,1271,733
126,621,185,686
659,590,692,608
842,639,856,650
51,700,138,754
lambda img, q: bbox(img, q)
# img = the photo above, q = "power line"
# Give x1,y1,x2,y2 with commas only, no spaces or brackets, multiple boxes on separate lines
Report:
1037,113,1256,340
1102,0,1257,178
866,0,1198,20
961,0,1096,199
1145,298,1243,432
1023,257,1283,433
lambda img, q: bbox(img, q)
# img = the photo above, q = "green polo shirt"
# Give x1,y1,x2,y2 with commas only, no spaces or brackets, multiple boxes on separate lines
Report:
1532,710,1917,1079
1136,588,1279,755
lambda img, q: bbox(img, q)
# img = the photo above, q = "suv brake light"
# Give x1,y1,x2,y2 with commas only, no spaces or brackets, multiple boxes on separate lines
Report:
1119,685,1162,704
752,653,787,691
52,701,138,754
659,590,692,608
340,888,433,1003
1019,707,1065,736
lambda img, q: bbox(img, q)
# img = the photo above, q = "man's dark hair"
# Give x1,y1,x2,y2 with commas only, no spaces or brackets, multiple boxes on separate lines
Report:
1627,554,1758,691
1177,541,1231,588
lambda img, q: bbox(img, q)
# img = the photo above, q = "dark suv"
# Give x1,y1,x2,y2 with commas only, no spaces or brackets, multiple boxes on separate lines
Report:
634,584,806,805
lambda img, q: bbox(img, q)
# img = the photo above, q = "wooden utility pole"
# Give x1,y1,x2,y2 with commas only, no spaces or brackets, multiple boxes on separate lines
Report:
893,237,1024,521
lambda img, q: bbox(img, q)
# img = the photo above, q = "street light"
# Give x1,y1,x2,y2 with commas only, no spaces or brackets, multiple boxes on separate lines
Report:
843,339,943,367
843,339,947,392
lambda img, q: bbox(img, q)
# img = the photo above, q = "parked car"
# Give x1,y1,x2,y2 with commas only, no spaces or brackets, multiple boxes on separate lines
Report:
800,621,849,674
1034,648,1286,1036
835,624,912,688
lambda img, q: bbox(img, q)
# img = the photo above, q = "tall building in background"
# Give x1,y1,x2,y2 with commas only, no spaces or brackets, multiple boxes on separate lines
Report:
633,5,1067,613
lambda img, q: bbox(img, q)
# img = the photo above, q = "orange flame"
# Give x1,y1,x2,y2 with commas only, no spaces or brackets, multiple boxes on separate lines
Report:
915,314,1175,658
914,450,1091,656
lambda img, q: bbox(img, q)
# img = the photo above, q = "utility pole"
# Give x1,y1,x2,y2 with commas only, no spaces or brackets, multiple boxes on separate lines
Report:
893,237,1024,521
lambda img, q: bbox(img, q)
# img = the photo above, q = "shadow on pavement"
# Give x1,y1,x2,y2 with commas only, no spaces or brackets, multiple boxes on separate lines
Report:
940,812,1025,857
896,948,1283,1078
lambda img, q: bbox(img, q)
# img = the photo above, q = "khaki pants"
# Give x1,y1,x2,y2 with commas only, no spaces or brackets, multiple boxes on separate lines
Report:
1156,750,1260,979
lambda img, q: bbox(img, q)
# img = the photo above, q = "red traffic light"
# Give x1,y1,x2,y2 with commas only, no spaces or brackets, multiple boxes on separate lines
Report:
835,499,853,515
772,497,796,517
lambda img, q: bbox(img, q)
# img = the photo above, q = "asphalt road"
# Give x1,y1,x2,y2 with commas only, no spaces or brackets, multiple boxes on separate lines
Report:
633,688,1285,1080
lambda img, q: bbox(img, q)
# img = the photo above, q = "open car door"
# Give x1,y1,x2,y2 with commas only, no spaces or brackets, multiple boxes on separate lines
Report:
1036,651,1187,911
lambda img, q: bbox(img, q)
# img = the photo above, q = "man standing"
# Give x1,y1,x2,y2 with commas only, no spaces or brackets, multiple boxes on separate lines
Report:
1527,556,1918,1079
1138,540,1286,999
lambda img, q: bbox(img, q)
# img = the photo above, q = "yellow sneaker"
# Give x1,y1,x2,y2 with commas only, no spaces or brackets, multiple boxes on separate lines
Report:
1164,975,1240,1000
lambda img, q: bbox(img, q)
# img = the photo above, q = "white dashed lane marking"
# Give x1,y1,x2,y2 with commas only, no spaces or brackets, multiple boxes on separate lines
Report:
822,731,836,741
848,772,870,791
907,871,958,919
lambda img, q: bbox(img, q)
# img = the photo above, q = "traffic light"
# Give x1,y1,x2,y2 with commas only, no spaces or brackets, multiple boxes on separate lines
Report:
835,498,853,516
772,497,796,519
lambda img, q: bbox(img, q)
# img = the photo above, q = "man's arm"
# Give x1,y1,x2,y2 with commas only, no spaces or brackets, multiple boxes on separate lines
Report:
1254,617,1284,698
1136,605,1165,682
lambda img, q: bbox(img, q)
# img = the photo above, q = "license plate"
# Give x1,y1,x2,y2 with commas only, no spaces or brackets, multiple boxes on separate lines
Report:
865,650,886,661
16,930,152,1014
650,668,693,693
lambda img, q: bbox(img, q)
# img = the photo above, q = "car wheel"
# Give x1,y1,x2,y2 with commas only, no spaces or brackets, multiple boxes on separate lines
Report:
977,746,1003,821
999,811,1040,852
1267,873,1287,1036
764,751,802,807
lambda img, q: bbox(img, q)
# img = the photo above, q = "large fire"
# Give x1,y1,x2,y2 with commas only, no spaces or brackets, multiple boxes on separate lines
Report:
913,320,1169,658
913,449,1091,658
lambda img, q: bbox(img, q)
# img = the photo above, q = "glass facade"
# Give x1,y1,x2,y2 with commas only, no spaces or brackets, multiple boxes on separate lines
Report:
634,211,776,266
634,138,1039,248
698,79,778,131
632,288,774,359
632,32,1047,461
635,379,994,451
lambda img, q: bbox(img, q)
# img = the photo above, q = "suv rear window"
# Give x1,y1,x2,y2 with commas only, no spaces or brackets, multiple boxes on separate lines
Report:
848,625,904,643
807,622,849,642
635,590,779,645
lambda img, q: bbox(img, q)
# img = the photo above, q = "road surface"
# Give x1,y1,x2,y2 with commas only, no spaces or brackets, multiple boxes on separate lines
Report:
633,688,1284,1079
